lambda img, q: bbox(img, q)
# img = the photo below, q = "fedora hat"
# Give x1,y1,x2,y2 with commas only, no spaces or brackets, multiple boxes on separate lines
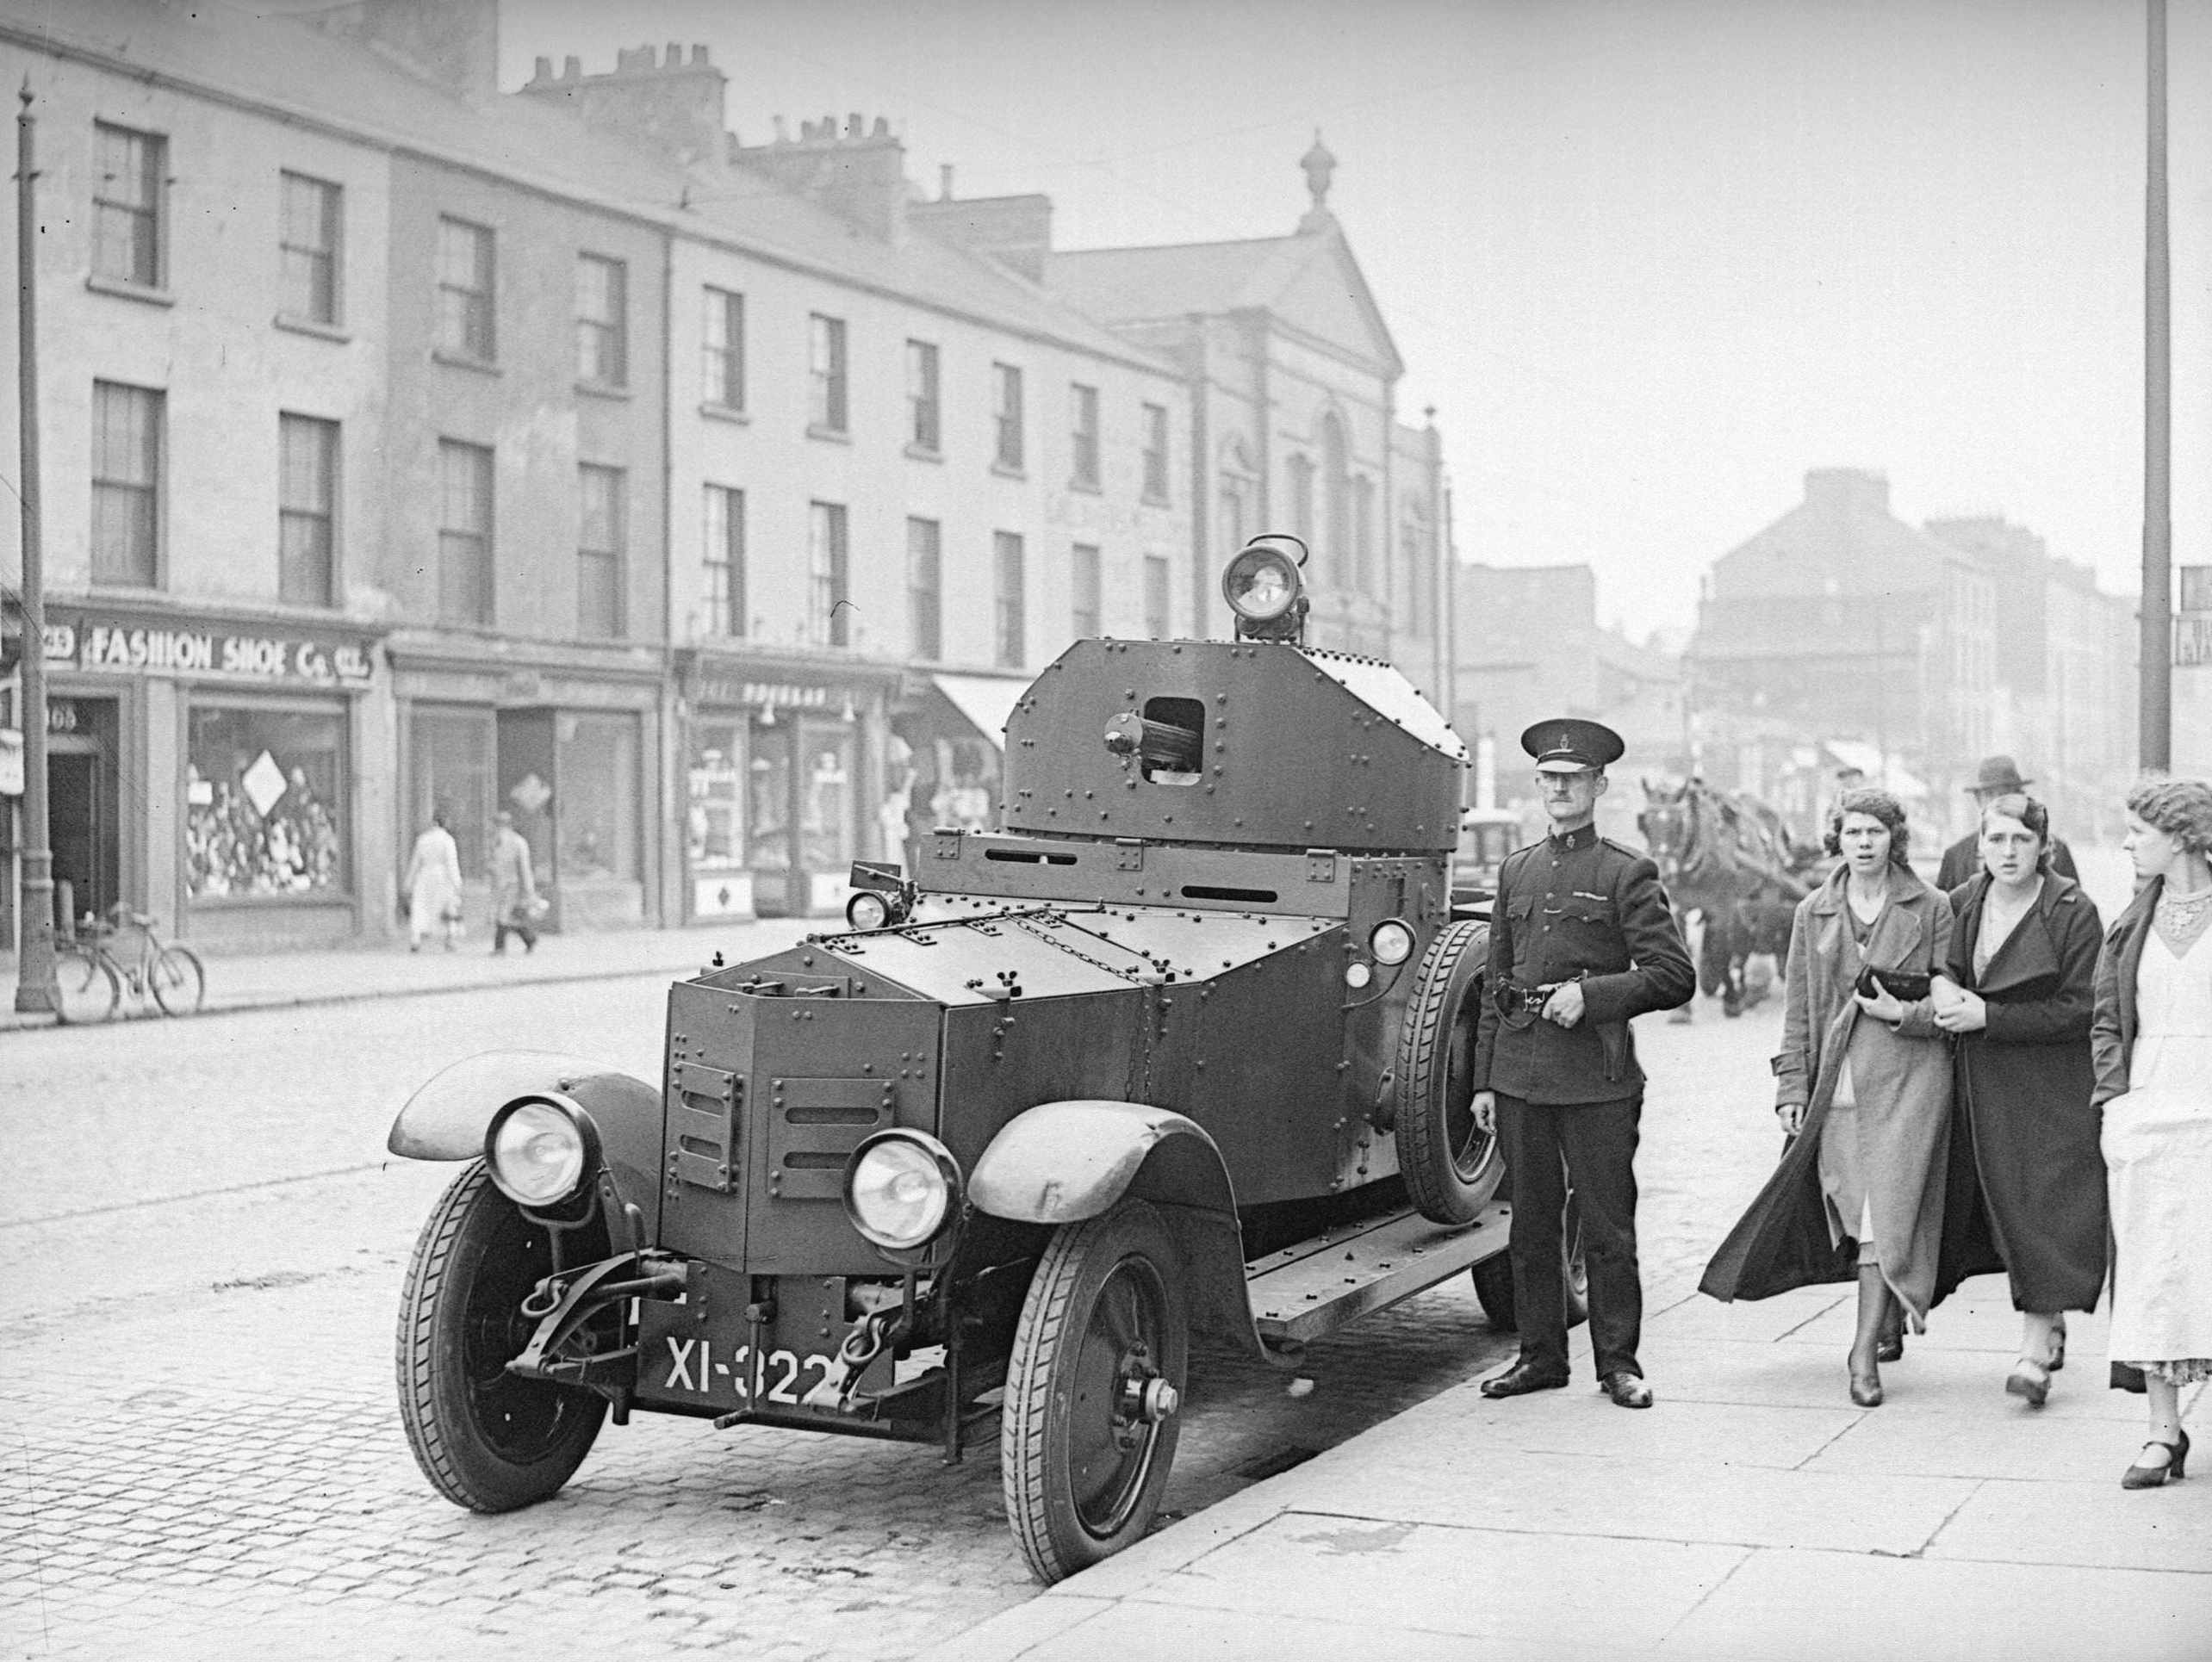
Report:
1965,755,2032,795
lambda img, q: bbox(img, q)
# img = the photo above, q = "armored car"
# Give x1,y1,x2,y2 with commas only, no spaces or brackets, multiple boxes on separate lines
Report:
388,536,1528,1582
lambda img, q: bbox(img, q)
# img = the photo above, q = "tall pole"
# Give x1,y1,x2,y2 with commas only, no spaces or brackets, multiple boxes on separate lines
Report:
2141,0,2172,771
14,82,55,1013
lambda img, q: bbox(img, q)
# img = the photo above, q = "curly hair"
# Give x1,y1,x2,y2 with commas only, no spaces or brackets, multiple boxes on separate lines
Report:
2126,778,2212,854
1824,787,1911,867
1979,792,2054,872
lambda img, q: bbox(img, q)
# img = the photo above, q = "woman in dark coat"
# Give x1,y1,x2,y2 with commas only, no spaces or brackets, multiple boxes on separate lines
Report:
1700,790,1954,1406
1929,794,2105,1408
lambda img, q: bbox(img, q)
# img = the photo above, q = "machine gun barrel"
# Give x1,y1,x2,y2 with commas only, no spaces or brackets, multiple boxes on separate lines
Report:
1135,716,1202,772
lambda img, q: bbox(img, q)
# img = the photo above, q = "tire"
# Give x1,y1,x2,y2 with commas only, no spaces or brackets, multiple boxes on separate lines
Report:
395,1162,606,1513
1003,1199,1189,1584
53,946,119,1024
1469,1194,1589,1332
149,946,206,1015
1395,920,1504,1225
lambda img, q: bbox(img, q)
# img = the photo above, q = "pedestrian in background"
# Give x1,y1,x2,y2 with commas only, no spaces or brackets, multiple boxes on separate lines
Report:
1472,718,1695,1411
405,809,463,953
490,809,540,955
1928,793,2105,1409
2092,778,2212,1490
1700,789,1954,1408
1936,757,2079,891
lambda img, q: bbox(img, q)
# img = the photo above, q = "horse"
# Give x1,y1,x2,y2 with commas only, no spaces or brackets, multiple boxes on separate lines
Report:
1638,778,1818,1017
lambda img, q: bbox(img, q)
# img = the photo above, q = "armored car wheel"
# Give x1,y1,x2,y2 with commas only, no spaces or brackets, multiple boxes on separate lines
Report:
396,1162,606,1513
1003,1198,1189,1584
1469,1194,1589,1331
1395,920,1505,1225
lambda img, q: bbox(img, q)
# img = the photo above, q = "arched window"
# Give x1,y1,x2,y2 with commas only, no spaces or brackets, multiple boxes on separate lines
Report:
1319,413,1348,586
1351,475,1375,594
1398,499,1434,634
1286,454,1314,543
1218,434,1254,559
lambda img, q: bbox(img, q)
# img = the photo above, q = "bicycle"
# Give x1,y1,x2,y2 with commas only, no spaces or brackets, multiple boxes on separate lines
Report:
53,906,207,1023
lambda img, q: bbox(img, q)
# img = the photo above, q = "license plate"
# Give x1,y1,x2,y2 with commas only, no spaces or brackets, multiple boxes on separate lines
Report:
658,1335,836,1407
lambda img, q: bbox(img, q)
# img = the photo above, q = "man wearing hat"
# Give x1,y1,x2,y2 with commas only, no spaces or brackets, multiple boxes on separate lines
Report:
1472,718,1695,1409
1935,756,2078,892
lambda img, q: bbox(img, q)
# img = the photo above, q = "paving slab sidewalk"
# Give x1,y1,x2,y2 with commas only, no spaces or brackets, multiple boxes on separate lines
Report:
0,916,812,1032
922,1281,2211,1662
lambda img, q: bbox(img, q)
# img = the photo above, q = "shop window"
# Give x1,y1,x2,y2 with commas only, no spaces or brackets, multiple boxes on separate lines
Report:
438,439,493,626
91,381,162,586
279,413,338,607
703,285,744,410
1070,383,1099,489
556,712,638,881
578,463,625,638
93,121,165,289
687,719,746,876
809,501,848,647
908,517,941,661
1072,543,1101,639
436,217,494,363
575,254,627,388
279,171,341,326
801,729,854,876
994,531,1025,668
1143,554,1171,639
409,707,495,879
704,484,744,636
810,313,848,433
185,704,346,899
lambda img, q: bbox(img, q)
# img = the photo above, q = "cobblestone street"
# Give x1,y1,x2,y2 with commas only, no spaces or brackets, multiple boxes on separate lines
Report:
1,970,1786,1659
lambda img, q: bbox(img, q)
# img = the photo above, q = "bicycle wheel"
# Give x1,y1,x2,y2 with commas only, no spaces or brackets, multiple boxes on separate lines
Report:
54,946,121,1024
150,945,207,1015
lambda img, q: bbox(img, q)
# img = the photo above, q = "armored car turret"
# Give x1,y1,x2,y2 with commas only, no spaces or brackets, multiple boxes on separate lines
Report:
386,536,1519,1584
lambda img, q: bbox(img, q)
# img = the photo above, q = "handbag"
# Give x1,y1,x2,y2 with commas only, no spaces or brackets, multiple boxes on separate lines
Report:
1855,965,1932,1002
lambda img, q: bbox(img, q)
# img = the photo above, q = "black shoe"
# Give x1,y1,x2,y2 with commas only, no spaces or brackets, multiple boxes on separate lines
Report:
1481,1361,1570,1399
1599,1371,1653,1409
2122,1427,2189,1489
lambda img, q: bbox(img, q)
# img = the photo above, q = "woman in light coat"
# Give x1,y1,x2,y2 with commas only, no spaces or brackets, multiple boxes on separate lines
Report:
2093,777,2212,1489
1701,790,1955,1406
405,810,463,952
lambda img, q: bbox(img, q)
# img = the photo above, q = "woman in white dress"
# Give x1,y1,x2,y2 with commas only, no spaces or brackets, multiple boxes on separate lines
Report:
2093,778,2212,1488
404,810,464,952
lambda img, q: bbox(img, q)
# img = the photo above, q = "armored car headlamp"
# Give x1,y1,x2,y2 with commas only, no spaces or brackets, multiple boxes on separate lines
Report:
1369,919,1416,967
846,890,894,932
484,1096,599,1207
843,1129,963,1251
1221,536,1306,625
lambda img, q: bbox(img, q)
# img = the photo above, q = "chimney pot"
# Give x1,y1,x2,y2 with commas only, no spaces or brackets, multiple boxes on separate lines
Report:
531,55,551,83
848,112,864,139
692,43,709,64
563,55,581,79
821,114,836,140
939,163,954,201
872,115,890,138
666,42,682,67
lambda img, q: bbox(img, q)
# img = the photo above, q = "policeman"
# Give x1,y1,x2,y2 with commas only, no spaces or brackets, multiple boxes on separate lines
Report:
1473,718,1695,1409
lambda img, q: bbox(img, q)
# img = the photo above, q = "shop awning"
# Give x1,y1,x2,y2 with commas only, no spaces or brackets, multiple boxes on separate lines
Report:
930,673,1028,753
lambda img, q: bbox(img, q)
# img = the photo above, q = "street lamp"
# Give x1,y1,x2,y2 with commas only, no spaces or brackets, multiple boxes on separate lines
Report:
13,82,56,1013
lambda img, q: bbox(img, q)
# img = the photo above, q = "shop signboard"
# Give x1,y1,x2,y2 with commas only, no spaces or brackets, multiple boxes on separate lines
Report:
40,605,378,689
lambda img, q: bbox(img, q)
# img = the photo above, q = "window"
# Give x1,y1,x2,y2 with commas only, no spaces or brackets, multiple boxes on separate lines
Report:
279,172,341,326
1070,384,1099,489
908,517,941,661
278,413,338,607
185,705,347,900
1351,475,1376,592
1287,454,1314,544
90,381,162,586
577,464,625,638
992,363,1024,471
993,531,1025,668
437,439,493,625
557,712,641,882
1071,543,1101,639
1320,415,1349,586
907,339,941,452
576,255,627,388
436,217,494,362
1144,555,1171,639
408,707,494,880
1141,403,1170,503
809,501,849,647
703,485,744,636
93,122,164,288
810,314,848,432
703,286,744,409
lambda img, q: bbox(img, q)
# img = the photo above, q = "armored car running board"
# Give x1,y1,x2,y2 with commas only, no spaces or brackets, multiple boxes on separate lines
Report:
1246,1200,1511,1348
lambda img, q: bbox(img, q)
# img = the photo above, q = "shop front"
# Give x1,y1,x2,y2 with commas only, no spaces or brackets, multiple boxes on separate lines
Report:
389,637,664,936
28,601,385,952
889,671,1027,866
680,650,898,921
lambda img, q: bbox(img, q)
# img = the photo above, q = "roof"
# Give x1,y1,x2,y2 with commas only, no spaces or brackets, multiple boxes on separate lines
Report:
1,0,1178,375
1048,228,1402,376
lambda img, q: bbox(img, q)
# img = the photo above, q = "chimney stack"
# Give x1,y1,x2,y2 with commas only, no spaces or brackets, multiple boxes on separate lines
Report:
519,43,729,168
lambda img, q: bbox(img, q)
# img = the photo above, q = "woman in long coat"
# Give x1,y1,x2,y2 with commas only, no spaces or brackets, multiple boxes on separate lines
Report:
1929,794,2105,1408
1701,789,1954,1406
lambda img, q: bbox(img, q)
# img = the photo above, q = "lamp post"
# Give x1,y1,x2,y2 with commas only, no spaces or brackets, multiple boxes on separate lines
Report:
2141,0,2172,771
12,82,55,1013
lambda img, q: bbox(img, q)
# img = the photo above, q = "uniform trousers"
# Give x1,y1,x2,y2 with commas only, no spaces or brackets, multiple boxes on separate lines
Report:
1495,1091,1644,1380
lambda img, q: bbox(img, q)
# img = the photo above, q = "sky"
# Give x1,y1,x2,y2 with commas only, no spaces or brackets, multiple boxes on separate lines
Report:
500,0,2211,642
